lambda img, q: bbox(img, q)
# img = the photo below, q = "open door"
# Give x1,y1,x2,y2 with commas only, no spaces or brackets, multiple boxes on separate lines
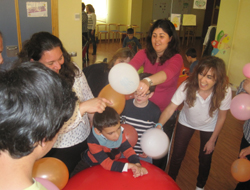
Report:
0,0,58,70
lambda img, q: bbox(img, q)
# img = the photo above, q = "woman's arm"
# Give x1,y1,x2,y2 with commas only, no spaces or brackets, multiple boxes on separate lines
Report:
136,54,183,96
203,109,228,154
156,102,179,129
79,97,111,115
137,71,167,96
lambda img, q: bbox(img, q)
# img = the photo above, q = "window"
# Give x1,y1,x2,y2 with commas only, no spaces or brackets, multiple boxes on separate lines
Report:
82,0,107,23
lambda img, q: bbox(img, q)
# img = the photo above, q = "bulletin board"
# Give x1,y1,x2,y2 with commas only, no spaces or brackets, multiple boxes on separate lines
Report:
152,0,192,21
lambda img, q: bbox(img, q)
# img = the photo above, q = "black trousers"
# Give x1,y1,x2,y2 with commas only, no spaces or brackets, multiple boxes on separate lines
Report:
153,111,178,171
88,29,96,54
70,151,90,178
44,139,88,177
168,122,214,188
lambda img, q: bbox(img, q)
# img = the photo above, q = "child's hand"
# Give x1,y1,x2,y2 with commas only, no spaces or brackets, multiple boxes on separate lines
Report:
138,153,148,158
128,163,148,178
239,146,250,158
243,78,250,94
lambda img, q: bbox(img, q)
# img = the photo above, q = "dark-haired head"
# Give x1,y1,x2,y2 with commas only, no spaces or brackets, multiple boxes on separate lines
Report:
186,48,197,58
127,28,134,34
145,19,180,65
17,32,78,87
0,61,77,158
82,3,85,11
93,107,120,132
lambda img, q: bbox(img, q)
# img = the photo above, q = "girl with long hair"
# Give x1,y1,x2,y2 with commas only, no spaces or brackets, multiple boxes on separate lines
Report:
158,56,232,190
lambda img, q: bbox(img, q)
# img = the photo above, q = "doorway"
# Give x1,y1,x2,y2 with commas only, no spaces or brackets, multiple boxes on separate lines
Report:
0,0,58,70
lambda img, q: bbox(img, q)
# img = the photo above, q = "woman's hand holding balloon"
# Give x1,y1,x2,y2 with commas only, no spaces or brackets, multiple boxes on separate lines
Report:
137,80,150,96
79,98,112,115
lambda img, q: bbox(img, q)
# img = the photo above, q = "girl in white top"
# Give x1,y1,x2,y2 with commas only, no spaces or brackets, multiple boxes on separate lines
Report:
86,4,97,55
17,32,110,176
157,56,232,190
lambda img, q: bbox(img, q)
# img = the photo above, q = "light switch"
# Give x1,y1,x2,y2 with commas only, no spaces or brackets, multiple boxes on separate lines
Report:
75,13,80,20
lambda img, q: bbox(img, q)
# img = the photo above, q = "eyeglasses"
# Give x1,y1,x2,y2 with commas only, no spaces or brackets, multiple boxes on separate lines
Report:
134,91,151,97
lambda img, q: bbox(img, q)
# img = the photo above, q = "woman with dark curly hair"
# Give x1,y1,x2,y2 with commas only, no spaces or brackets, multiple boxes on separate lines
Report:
129,19,183,170
16,31,110,175
158,56,232,190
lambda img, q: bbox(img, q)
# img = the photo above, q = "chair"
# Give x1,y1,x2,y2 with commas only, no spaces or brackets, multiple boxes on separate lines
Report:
96,24,109,43
181,14,196,46
117,24,129,43
132,25,144,44
108,23,119,42
182,26,196,46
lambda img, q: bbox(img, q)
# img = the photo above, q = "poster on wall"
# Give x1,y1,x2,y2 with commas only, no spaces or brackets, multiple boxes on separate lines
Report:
26,2,48,17
171,14,181,31
193,0,207,9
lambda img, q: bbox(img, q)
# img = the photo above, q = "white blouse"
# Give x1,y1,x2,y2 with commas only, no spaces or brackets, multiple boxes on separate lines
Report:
53,63,94,148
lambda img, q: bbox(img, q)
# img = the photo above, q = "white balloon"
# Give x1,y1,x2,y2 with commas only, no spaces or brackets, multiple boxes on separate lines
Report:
108,63,139,95
141,128,169,159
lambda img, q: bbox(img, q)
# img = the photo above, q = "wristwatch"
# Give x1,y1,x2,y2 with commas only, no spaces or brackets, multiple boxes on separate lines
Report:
143,77,153,86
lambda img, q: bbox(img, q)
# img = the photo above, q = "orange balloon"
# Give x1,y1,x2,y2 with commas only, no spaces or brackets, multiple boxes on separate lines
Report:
32,157,69,189
231,158,250,182
98,84,125,114
125,93,134,100
121,124,138,147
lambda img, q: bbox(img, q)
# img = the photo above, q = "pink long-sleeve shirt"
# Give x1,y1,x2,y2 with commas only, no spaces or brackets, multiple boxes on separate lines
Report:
130,49,183,111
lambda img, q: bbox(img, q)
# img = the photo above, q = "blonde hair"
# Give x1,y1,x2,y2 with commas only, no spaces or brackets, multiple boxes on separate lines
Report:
108,47,135,69
86,4,95,13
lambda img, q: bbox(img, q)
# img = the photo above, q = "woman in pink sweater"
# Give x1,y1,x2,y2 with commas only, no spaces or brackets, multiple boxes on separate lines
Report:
129,19,183,171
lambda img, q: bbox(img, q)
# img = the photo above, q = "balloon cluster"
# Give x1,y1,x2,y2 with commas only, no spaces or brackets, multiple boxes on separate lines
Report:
230,63,250,120
98,63,139,114
32,157,69,189
231,158,250,182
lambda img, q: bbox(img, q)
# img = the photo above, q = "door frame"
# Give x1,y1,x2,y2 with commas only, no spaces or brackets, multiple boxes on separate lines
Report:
14,0,58,51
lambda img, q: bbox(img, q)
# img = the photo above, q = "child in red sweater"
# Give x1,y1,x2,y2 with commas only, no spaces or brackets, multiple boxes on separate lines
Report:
71,107,148,178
